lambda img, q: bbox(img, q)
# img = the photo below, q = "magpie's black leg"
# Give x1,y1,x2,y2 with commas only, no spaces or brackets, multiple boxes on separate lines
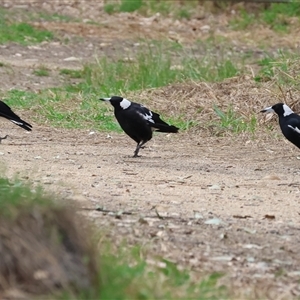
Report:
0,135,8,144
133,141,147,157
133,142,141,157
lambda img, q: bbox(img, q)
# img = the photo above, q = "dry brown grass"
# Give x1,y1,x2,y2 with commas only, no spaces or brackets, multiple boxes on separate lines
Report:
126,74,300,137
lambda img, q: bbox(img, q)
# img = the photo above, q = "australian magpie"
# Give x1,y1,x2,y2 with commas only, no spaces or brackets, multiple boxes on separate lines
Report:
0,100,32,142
100,96,179,157
261,103,300,149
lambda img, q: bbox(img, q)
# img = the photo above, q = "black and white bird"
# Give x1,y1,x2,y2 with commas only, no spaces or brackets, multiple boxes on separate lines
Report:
261,102,300,149
0,100,32,142
100,96,179,157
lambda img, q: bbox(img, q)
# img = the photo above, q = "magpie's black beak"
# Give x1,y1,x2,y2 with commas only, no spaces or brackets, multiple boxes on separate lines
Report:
261,106,274,113
100,97,109,102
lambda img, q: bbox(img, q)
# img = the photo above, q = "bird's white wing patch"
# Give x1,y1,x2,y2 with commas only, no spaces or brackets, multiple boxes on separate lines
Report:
138,111,155,123
288,125,300,134
283,104,294,117
120,98,131,109
10,120,23,126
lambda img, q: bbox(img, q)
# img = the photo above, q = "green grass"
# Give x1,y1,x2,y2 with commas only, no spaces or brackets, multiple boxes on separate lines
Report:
104,0,143,14
103,0,201,18
0,176,52,219
120,0,143,12
98,250,226,300
4,86,193,132
176,7,191,20
0,42,243,132
34,12,78,22
213,105,257,134
33,66,50,77
230,2,300,32
59,68,84,79
3,89,121,132
104,3,117,14
230,10,255,31
103,0,299,26
0,6,54,44
0,21,53,45
254,51,300,88
0,6,77,23
263,1,300,32
74,46,239,96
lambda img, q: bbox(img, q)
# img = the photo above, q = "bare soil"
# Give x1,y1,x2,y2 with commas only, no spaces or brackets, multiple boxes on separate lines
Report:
1,2,300,299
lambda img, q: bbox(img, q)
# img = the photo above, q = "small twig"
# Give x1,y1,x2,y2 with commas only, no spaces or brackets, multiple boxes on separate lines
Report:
277,84,286,103
155,208,164,220
82,206,191,221
247,65,255,79
288,89,296,106
276,68,295,80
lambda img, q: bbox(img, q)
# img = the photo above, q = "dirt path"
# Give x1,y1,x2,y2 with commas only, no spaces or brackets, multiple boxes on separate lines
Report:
1,124,300,298
4,125,300,222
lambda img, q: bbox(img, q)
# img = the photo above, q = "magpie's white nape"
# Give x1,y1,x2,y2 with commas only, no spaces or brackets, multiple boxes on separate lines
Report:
261,103,293,117
99,96,179,157
261,102,300,150
0,100,32,143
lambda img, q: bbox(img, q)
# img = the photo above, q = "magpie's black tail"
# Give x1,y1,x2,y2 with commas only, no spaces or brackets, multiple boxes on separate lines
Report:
153,123,179,133
0,101,32,131
150,112,179,133
12,119,32,131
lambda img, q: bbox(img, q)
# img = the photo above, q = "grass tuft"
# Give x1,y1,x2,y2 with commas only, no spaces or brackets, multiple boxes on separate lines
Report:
213,105,257,134
60,68,84,79
33,66,50,77
76,46,240,96
230,2,300,32
0,21,53,45
120,0,143,12
0,176,50,219
3,89,121,132
98,244,226,300
254,51,300,89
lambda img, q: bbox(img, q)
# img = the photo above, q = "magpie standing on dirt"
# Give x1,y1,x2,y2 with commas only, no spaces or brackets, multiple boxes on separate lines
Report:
0,100,32,142
100,96,179,157
261,103,300,149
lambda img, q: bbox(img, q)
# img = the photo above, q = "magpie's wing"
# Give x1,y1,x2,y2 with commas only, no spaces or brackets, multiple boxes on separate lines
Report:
0,101,32,131
133,103,179,133
286,117,300,136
